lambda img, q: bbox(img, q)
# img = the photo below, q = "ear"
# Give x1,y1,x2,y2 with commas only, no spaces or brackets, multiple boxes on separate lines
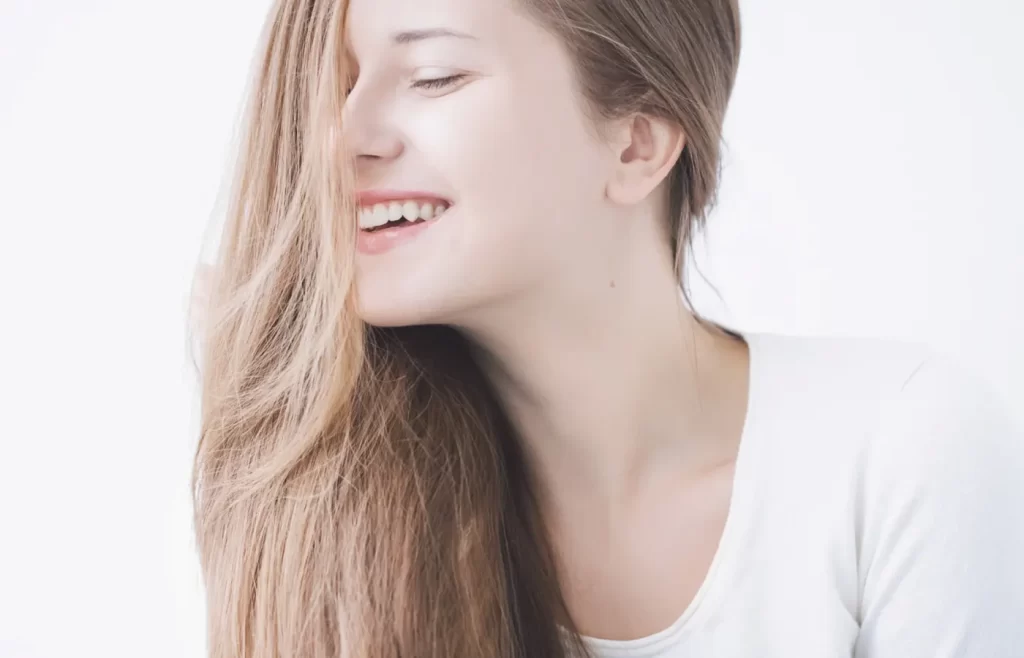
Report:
605,114,686,206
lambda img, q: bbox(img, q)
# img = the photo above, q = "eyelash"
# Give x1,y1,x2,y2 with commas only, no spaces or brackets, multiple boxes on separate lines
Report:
411,74,466,91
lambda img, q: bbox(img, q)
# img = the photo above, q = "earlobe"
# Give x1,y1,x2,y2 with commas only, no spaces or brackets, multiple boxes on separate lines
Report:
605,114,686,206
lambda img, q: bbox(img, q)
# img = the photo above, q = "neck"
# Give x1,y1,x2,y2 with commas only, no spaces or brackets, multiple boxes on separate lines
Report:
455,255,749,523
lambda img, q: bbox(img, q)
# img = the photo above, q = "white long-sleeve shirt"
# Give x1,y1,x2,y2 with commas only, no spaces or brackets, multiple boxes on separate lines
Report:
577,331,1024,658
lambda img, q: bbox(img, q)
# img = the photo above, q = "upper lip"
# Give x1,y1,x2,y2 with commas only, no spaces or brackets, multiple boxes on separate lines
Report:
356,189,452,207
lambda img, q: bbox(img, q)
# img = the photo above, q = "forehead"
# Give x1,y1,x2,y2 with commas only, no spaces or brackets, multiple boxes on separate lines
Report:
344,0,498,52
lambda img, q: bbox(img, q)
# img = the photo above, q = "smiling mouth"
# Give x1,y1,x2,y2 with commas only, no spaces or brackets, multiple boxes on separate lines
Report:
355,201,451,255
357,200,451,232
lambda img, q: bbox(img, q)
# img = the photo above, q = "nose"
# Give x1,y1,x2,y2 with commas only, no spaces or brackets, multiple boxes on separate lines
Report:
341,86,404,172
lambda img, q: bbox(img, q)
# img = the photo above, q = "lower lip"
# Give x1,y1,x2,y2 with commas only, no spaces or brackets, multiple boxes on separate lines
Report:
356,214,444,255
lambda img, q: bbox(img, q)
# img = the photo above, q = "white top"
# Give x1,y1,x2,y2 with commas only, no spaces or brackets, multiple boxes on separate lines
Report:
573,331,1024,658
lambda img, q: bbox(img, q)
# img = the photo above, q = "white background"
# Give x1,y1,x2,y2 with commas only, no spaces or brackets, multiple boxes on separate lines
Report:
0,1,1020,657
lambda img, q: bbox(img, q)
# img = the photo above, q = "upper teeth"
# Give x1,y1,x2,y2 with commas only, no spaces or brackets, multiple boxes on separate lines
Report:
358,200,449,230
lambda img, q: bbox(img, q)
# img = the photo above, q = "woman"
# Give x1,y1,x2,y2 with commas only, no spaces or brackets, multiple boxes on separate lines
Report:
188,0,1024,656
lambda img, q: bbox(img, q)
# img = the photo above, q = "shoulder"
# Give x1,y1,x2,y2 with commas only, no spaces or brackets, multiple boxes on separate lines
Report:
743,330,1022,492
858,345,1021,495
833,346,1024,653
746,331,935,396
746,330,1015,429
747,332,1024,651
776,335,1024,602
742,332,949,459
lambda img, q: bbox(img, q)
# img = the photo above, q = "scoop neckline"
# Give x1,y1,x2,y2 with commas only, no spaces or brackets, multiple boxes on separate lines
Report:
567,330,764,657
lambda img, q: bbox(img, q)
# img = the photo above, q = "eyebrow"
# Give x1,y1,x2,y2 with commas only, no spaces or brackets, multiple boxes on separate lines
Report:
391,28,477,45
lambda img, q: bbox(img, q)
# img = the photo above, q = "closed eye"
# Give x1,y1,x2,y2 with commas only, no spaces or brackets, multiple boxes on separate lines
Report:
411,74,467,91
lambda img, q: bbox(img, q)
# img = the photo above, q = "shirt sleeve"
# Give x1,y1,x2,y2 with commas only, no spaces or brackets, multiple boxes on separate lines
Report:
854,351,1024,658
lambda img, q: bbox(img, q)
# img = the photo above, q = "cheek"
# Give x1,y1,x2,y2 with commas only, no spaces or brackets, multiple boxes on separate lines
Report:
415,82,606,241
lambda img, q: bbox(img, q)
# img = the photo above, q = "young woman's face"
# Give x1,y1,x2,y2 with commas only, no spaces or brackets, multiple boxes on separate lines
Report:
343,0,617,327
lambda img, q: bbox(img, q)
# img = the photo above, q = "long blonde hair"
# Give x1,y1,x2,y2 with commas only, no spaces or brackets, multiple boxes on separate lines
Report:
188,0,741,656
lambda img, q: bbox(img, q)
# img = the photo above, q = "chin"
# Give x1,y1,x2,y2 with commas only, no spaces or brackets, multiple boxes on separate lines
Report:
353,250,508,329
353,279,453,329
356,298,433,329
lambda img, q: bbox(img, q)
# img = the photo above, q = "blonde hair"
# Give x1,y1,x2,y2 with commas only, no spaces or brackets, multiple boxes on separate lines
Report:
188,0,741,656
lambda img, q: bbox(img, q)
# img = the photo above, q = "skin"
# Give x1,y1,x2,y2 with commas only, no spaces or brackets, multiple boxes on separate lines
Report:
343,0,751,641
